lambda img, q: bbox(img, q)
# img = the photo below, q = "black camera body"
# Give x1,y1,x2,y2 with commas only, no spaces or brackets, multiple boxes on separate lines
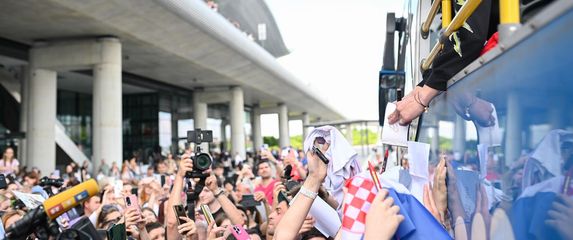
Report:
39,176,64,188
186,129,213,178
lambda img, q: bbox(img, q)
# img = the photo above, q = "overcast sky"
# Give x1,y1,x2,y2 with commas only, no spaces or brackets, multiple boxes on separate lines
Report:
260,0,403,137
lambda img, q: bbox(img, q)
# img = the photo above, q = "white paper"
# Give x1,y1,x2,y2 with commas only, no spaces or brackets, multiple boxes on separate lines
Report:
13,191,46,209
477,144,489,179
290,195,341,237
477,104,501,146
407,141,430,179
381,103,409,147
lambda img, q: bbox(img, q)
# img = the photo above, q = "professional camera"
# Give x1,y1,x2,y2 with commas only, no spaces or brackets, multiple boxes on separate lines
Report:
186,128,213,178
39,176,64,188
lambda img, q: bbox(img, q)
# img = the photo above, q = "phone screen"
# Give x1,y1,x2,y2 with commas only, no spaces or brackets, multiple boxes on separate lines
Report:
239,194,261,208
173,205,188,225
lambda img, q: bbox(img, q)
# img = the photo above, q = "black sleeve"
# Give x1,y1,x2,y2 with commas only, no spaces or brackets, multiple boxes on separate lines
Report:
419,0,493,91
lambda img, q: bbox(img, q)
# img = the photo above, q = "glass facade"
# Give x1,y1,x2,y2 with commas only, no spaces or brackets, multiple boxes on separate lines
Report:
57,90,93,157
123,93,160,162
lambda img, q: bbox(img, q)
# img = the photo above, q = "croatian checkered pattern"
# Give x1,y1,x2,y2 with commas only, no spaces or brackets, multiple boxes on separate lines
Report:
342,175,378,234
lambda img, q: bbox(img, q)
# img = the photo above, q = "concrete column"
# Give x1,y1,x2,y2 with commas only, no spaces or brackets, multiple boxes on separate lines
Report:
92,38,122,173
19,66,29,166
27,67,57,175
251,109,262,150
220,118,227,152
301,112,310,140
229,86,246,158
193,93,208,151
278,103,290,147
505,92,522,165
453,115,466,156
171,96,179,156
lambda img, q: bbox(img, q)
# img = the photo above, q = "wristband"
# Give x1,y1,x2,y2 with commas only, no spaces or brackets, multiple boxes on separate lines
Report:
298,186,317,200
214,188,225,198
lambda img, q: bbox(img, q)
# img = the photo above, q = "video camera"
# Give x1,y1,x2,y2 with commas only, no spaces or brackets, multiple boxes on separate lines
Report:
185,128,213,178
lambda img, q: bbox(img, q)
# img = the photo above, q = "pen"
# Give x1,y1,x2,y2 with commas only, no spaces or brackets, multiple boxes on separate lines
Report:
312,146,330,165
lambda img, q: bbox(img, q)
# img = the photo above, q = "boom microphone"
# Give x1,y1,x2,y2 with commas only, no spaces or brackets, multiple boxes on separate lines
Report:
6,179,100,239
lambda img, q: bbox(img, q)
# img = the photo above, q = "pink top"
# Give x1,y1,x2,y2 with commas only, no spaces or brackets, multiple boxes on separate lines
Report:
254,179,278,203
0,159,19,175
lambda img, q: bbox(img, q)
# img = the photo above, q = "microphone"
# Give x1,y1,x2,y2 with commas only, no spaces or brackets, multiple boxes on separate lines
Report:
6,179,100,239
43,179,99,220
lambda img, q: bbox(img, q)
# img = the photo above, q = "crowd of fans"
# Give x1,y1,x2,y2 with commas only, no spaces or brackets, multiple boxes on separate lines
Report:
0,125,571,240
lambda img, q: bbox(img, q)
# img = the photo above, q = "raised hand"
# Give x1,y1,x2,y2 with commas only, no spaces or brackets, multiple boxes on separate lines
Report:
177,154,194,178
177,216,197,239
364,189,404,240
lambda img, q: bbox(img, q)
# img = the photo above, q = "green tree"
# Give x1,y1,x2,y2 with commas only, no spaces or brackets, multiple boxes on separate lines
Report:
352,129,379,146
290,135,303,149
263,136,279,148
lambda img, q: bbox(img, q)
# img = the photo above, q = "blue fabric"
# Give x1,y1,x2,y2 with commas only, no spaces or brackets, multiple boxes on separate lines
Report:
387,188,452,240
511,192,563,240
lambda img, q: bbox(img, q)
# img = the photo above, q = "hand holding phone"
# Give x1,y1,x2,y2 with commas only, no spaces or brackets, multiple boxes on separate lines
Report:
173,205,188,225
201,204,216,227
312,146,329,165
125,194,141,215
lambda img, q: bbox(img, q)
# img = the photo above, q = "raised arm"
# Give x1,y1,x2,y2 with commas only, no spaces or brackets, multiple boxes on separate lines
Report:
205,175,245,226
273,145,328,240
166,154,194,240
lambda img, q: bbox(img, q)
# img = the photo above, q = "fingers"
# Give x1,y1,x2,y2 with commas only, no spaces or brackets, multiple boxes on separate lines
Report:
389,205,400,215
550,202,569,215
374,189,389,202
382,195,395,208
395,214,405,223
387,110,400,125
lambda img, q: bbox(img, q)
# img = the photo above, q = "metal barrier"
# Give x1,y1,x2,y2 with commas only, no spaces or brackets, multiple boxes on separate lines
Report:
420,0,483,72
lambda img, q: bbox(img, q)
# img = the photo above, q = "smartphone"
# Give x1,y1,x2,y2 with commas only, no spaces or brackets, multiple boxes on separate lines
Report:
0,174,7,190
107,222,126,240
226,225,251,240
201,204,216,227
312,146,329,164
131,187,138,196
240,194,261,208
125,194,140,215
280,147,290,160
173,205,188,225
113,180,123,198
160,175,166,187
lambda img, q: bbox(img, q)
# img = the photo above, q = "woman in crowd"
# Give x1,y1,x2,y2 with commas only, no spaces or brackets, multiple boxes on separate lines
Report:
0,147,19,175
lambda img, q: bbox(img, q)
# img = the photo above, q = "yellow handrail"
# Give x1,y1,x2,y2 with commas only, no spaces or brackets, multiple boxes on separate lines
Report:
500,0,520,24
421,0,442,39
421,0,482,71
442,0,453,28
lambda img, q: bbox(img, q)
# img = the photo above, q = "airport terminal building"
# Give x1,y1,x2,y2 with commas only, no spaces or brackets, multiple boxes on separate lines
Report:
0,0,343,174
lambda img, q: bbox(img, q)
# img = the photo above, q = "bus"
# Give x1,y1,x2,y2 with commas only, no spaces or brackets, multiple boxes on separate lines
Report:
380,0,573,238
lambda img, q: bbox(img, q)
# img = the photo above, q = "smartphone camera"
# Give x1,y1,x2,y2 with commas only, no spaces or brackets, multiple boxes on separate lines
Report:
125,197,132,206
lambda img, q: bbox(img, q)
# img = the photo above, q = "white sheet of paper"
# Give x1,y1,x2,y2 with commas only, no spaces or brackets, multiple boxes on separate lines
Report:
291,195,341,237
13,191,46,209
477,144,489,179
407,141,430,179
477,104,501,146
381,103,409,147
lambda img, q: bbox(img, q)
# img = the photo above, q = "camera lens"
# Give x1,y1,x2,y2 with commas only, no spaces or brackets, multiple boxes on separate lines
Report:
194,153,212,171
126,197,131,206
